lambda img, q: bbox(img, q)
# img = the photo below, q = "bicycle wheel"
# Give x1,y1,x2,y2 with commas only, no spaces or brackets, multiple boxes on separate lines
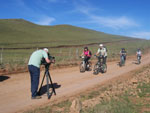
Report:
138,56,141,64
93,64,99,75
80,62,85,72
120,56,124,67
102,64,107,73
87,61,92,71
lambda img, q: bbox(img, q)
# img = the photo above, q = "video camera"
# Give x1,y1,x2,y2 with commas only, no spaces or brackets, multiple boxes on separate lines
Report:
41,53,55,66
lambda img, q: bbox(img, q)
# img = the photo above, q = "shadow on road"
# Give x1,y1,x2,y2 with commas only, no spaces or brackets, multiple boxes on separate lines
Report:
0,75,10,82
38,83,61,96
132,60,141,65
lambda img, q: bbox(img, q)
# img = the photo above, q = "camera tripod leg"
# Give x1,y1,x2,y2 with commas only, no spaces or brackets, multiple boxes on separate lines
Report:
38,69,56,99
48,72,56,95
38,72,46,95
46,72,51,99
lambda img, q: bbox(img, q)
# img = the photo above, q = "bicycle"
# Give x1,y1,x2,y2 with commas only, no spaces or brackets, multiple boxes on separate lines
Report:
137,55,141,64
119,55,125,67
79,56,92,73
93,55,107,75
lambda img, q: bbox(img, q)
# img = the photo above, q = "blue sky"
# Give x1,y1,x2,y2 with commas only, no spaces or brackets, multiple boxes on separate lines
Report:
0,0,150,39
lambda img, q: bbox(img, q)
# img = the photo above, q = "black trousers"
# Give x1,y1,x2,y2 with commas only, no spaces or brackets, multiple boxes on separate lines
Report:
103,56,107,64
84,56,91,64
98,56,107,64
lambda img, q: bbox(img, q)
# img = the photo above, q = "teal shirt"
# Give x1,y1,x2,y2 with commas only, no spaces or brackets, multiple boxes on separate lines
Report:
28,50,48,68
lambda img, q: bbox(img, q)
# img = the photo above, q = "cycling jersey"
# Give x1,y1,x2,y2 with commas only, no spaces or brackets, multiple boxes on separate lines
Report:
137,51,142,56
84,50,91,57
97,48,107,57
120,50,126,56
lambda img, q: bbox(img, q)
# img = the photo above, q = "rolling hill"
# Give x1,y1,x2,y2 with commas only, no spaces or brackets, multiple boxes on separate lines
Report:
0,19,136,48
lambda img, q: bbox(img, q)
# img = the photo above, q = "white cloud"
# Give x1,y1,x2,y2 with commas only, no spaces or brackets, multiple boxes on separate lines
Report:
73,0,139,29
14,0,56,25
90,16,138,29
73,0,97,14
35,16,55,25
130,31,150,39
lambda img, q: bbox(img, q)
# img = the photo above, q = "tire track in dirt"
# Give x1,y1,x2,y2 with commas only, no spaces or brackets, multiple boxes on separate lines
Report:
0,54,150,113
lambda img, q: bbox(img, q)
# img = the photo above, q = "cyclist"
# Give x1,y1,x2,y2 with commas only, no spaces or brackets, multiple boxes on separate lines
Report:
81,47,92,65
96,44,107,64
136,48,142,62
120,48,127,63
103,45,108,64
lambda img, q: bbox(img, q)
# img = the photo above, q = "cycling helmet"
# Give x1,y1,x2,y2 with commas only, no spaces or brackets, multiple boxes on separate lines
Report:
122,48,125,50
99,44,103,47
84,46,88,50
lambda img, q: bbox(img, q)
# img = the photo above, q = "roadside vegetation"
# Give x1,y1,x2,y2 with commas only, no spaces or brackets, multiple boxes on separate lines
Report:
81,64,150,113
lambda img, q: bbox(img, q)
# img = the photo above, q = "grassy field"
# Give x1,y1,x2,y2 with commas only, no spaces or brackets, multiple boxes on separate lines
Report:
0,39,150,73
81,65,150,113
0,19,150,72
0,19,135,48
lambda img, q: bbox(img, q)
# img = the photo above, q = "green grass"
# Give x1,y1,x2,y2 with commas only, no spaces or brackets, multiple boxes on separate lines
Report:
81,66,150,113
53,100,71,108
80,91,100,102
25,106,52,113
137,82,150,97
24,100,71,113
0,19,137,48
0,39,150,72
81,95,138,113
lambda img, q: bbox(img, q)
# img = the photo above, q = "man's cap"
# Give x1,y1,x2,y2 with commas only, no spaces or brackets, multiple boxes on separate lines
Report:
43,48,49,52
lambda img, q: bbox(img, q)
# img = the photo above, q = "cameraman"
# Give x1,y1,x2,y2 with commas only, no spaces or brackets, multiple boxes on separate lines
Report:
28,48,50,99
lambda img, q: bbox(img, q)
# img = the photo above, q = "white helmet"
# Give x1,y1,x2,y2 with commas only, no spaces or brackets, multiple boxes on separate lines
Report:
99,44,103,47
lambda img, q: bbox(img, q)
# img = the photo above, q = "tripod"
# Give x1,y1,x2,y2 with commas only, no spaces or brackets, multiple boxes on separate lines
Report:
38,64,56,99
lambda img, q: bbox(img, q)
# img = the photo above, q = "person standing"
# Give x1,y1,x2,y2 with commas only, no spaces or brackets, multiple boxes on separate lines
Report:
28,48,50,99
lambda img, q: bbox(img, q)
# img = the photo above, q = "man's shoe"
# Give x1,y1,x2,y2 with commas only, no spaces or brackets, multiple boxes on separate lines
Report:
31,96,42,99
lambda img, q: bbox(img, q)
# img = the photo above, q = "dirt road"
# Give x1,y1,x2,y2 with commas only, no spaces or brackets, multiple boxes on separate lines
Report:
0,54,150,113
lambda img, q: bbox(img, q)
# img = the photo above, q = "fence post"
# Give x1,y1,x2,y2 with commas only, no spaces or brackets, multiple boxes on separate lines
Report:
69,48,72,60
0,48,3,64
76,48,79,59
59,48,63,63
59,48,62,54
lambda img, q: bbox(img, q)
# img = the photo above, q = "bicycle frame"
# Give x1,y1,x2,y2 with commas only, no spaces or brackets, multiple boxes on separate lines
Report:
97,56,103,68
120,55,125,66
93,55,104,74
137,55,141,64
